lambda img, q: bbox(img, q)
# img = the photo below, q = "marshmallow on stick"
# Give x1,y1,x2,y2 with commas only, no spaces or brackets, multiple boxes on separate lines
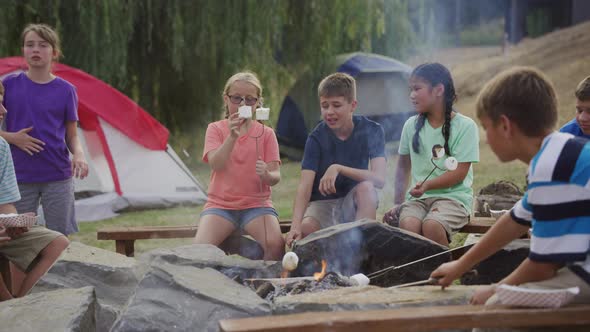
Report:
238,105,252,119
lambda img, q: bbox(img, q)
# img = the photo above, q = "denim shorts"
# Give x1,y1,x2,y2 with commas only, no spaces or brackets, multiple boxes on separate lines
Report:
200,207,279,230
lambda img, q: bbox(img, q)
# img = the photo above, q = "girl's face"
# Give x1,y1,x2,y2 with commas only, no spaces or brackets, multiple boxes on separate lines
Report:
22,31,56,69
224,80,260,116
409,76,442,114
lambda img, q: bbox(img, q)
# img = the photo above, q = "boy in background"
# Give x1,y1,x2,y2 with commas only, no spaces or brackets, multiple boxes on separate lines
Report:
0,81,68,301
560,76,590,139
286,73,386,247
431,67,590,306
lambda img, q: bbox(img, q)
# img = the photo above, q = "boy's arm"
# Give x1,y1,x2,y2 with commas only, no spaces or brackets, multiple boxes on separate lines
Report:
286,170,315,247
431,212,529,286
65,121,88,179
319,157,386,196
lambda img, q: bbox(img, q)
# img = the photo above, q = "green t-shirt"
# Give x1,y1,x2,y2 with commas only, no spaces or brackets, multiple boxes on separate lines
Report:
398,113,479,213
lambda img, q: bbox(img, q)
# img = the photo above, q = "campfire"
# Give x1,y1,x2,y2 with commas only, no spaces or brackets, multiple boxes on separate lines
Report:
313,260,327,281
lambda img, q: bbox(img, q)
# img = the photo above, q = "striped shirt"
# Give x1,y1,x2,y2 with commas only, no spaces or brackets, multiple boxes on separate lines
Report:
511,132,590,284
0,137,21,204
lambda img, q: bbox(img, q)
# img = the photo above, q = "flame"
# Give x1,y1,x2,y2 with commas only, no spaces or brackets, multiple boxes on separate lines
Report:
313,260,327,281
280,270,289,278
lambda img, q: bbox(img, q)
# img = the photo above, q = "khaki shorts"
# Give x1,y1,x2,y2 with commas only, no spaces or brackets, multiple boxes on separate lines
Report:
0,226,62,272
303,184,377,229
398,197,469,237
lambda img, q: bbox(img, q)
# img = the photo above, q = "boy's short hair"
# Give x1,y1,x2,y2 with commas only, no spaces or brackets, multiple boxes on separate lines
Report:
318,73,356,102
0,81,4,96
575,76,590,101
476,66,557,136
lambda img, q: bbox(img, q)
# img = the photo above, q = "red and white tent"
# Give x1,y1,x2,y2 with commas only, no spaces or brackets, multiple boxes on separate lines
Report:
0,57,206,221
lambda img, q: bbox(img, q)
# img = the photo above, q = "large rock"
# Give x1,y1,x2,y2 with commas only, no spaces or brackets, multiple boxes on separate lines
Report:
111,262,271,332
0,287,97,332
473,181,523,217
460,234,530,285
292,220,450,287
139,244,281,280
274,285,477,314
32,241,141,332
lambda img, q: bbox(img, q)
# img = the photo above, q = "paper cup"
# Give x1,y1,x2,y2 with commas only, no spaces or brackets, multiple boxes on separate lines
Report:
255,108,270,121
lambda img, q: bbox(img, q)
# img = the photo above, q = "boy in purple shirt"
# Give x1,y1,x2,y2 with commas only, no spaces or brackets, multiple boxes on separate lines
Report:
0,24,88,235
560,76,590,139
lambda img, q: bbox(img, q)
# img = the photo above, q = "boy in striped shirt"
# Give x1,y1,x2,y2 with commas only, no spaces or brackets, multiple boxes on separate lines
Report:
431,67,590,306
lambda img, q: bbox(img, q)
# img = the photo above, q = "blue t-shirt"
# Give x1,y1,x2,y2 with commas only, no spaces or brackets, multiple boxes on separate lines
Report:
511,132,590,284
302,115,385,201
559,118,590,139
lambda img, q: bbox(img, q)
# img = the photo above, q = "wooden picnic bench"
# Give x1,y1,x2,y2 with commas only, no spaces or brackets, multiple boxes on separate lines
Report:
97,217,497,257
218,304,590,332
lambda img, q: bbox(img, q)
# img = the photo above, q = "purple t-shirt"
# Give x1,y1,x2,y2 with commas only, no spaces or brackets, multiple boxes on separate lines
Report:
2,72,78,183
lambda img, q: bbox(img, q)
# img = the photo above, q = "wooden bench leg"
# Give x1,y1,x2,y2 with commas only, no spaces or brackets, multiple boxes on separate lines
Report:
0,255,12,295
115,240,135,257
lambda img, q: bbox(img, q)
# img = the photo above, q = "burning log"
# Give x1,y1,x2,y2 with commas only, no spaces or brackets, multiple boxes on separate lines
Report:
313,260,327,281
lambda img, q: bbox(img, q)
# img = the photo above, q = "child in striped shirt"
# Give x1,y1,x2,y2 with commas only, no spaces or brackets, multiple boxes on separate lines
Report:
431,67,590,306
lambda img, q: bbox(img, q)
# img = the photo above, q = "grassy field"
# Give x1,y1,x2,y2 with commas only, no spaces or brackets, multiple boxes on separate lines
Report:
72,21,590,255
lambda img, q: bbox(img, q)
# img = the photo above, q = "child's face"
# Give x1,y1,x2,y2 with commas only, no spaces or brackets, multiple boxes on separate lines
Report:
480,114,515,162
224,81,259,115
409,76,442,114
0,94,6,124
575,98,590,135
319,95,356,130
22,31,56,68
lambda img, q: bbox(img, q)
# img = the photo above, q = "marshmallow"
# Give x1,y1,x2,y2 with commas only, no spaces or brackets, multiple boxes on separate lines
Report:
282,252,299,271
349,273,370,286
444,157,458,171
432,145,445,159
238,105,252,119
255,108,270,121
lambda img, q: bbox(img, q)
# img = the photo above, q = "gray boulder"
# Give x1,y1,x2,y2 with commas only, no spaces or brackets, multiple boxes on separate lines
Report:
292,220,450,287
0,287,97,332
111,262,271,332
32,241,140,332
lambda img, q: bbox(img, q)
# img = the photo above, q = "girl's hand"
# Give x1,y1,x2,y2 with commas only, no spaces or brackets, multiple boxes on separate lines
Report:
228,112,244,138
470,285,497,305
72,153,89,179
286,228,302,248
319,164,340,196
409,181,429,198
9,127,45,156
383,205,400,225
255,159,268,178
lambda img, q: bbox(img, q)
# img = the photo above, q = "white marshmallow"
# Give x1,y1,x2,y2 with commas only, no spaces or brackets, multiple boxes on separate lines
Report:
255,108,270,121
238,105,252,119
444,157,458,171
433,146,445,159
349,273,370,286
282,252,299,271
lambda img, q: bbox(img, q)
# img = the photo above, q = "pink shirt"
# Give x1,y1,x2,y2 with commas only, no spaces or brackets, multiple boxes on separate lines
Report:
203,119,281,210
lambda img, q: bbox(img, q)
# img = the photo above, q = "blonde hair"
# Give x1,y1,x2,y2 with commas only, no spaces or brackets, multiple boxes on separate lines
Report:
0,81,4,96
318,72,356,102
21,23,62,60
222,71,264,119
476,66,557,136
575,76,590,101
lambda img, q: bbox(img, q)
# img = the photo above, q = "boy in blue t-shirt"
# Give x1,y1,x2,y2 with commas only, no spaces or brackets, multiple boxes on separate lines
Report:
431,67,590,306
560,76,590,139
285,73,386,247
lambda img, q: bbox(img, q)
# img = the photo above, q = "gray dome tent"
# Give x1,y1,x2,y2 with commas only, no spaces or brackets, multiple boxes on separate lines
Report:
276,52,415,160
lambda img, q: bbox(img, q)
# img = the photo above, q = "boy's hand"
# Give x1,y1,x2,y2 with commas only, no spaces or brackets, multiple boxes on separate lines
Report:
5,226,28,239
286,228,302,248
72,153,89,179
409,181,429,198
9,127,45,155
430,260,469,288
319,164,340,196
0,227,10,245
470,285,496,305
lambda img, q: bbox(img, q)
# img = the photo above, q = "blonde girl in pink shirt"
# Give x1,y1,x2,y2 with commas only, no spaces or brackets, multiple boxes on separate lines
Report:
194,72,285,260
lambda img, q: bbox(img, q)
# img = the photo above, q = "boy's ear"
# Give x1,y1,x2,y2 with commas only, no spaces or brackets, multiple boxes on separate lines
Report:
499,114,513,137
350,100,358,112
